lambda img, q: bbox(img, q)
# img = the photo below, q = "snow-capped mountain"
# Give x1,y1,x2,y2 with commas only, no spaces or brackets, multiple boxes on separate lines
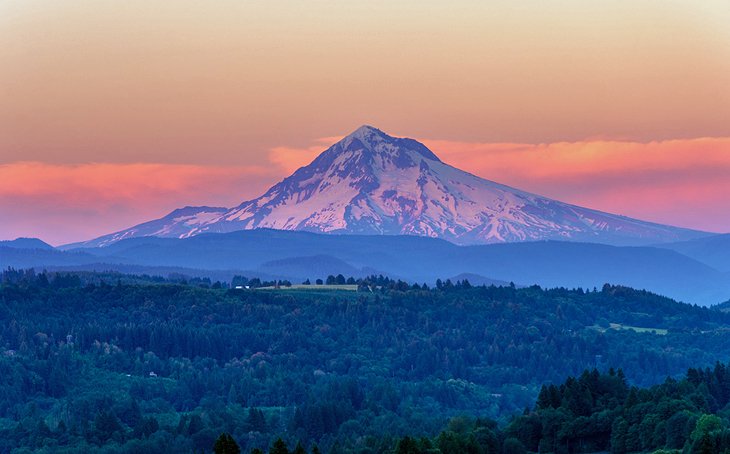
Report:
75,206,228,248
72,125,707,248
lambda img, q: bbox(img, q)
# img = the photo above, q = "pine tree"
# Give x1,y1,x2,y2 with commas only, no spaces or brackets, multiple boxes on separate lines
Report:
247,408,266,432
395,436,420,454
213,433,241,454
536,385,551,410
270,438,290,454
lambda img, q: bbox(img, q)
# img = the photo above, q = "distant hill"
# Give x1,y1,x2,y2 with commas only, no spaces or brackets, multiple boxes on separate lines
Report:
656,233,730,272
19,229,725,305
0,237,54,250
258,255,372,280
0,246,98,268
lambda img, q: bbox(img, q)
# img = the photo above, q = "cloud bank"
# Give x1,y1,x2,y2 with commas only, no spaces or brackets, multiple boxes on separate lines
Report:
1,137,729,245
421,137,730,234
0,162,277,245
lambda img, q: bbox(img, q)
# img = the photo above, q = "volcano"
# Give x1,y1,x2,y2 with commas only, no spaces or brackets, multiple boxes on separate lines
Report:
73,125,707,247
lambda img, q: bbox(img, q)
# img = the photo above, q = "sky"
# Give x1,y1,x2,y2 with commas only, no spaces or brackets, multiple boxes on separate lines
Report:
1,1,729,245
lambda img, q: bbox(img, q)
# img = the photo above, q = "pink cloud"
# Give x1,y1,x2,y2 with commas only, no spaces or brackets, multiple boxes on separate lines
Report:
268,137,339,174
421,137,730,233
2,136,729,246
0,162,280,245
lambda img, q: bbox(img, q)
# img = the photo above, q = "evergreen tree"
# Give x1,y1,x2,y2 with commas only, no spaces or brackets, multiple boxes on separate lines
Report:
92,410,123,444
247,408,266,432
395,436,419,454
270,438,290,454
503,437,527,454
188,414,205,435
213,433,241,454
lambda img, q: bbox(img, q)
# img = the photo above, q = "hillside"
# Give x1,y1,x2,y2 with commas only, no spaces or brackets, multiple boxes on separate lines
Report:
2,272,730,452
52,230,730,305
657,233,730,272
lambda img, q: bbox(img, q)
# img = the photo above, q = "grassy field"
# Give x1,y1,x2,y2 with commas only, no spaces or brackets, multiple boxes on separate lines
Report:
588,323,669,335
256,284,359,291
608,323,668,335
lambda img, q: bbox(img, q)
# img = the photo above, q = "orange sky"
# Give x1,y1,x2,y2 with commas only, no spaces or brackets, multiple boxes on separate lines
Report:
1,1,729,244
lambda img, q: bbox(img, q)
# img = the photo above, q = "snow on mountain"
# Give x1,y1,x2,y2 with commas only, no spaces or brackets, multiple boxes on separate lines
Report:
72,126,708,248
66,206,228,249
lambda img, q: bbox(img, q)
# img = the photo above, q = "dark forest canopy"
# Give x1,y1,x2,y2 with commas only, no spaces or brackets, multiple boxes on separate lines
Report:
390,363,730,454
1,268,730,453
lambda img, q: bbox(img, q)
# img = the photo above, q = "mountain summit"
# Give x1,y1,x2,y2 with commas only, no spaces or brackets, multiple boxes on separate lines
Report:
72,126,707,248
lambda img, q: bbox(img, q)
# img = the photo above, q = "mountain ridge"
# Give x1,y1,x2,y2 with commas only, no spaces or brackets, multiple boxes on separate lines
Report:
69,125,708,248
35,229,730,305
0,238,54,250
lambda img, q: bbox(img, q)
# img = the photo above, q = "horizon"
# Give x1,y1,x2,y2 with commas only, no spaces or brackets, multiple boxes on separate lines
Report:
2,1,730,244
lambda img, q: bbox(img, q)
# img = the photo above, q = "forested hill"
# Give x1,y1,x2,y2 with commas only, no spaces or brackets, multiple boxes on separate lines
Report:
1,269,730,452
389,363,730,454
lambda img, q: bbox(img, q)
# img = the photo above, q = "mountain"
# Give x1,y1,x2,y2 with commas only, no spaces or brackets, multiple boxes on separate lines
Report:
64,206,228,248
0,238,54,250
656,233,730,272
49,230,730,305
71,126,707,248
258,255,369,280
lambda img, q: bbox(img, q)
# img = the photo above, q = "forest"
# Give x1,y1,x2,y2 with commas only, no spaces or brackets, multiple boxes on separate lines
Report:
386,363,730,454
2,268,730,453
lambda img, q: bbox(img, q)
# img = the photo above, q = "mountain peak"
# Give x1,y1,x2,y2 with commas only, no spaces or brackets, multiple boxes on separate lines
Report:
334,125,441,163
340,125,389,151
76,126,708,248
347,124,384,140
